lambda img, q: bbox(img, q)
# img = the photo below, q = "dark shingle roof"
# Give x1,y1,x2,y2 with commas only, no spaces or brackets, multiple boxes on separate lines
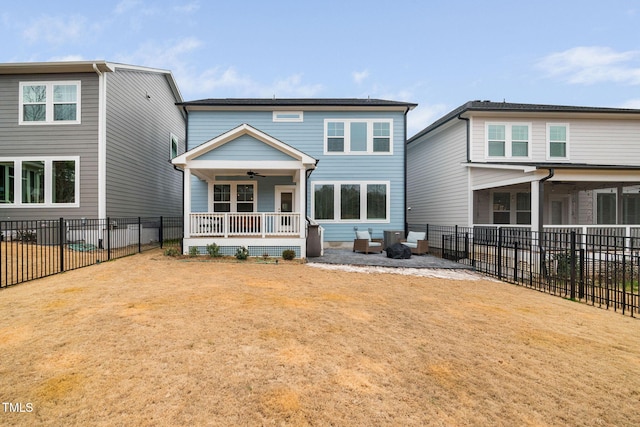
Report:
179,98,417,109
408,100,640,143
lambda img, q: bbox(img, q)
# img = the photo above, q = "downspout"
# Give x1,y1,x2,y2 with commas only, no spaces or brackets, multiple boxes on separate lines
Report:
305,159,320,225
93,63,107,220
404,108,409,235
457,114,471,163
538,168,554,233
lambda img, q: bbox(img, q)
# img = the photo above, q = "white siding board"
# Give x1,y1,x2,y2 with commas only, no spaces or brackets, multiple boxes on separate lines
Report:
407,121,468,226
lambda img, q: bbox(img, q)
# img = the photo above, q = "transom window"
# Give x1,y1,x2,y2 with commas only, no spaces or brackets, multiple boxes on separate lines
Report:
547,124,569,159
272,111,303,122
312,181,389,222
324,119,393,154
486,123,530,158
212,182,256,213
19,81,81,124
0,157,79,207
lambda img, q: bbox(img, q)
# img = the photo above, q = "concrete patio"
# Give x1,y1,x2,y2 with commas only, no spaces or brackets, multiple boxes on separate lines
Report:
308,248,473,269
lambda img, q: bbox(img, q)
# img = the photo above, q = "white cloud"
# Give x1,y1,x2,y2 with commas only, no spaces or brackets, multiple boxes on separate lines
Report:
537,46,640,85
115,0,141,14
174,2,200,13
352,70,369,84
22,15,87,45
619,99,640,109
48,54,86,62
406,103,450,137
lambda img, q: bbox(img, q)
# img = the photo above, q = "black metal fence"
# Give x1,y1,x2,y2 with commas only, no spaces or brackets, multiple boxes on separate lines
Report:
1,216,183,288
409,224,640,317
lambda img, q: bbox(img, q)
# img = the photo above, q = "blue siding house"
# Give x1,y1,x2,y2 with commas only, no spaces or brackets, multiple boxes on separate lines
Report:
172,98,416,257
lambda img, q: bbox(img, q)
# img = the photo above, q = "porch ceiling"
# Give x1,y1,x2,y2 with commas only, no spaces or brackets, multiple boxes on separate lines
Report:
192,166,299,181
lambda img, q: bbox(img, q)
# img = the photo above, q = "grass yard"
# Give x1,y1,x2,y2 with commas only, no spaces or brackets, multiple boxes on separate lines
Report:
1,249,639,426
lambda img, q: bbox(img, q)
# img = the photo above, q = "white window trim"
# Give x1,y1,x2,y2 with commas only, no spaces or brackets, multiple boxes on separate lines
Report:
0,156,80,208
19,81,81,125
170,133,179,159
323,119,394,155
311,180,391,223
209,180,258,213
546,123,570,161
490,190,531,225
272,111,304,122
485,122,532,160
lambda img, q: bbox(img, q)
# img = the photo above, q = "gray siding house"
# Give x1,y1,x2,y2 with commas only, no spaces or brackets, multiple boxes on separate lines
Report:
0,61,185,221
407,100,640,237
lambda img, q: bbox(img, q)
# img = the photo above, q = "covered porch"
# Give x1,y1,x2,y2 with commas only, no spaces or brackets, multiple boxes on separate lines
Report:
470,164,640,241
172,124,318,257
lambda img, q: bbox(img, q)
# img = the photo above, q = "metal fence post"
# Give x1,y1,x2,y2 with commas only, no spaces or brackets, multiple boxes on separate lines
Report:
497,227,503,280
107,217,111,261
138,217,142,253
59,218,65,273
159,216,164,249
454,225,459,259
570,231,576,300
514,240,518,283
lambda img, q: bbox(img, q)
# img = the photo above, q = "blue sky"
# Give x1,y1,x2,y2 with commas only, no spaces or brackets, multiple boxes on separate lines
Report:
2,0,639,136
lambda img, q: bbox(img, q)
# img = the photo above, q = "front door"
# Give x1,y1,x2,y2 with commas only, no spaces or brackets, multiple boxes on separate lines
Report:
275,186,296,232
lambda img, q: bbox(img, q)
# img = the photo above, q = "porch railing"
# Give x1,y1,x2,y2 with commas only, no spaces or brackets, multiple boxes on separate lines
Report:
189,213,301,237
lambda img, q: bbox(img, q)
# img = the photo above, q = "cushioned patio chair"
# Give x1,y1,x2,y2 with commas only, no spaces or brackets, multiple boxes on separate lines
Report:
401,231,429,255
353,230,383,254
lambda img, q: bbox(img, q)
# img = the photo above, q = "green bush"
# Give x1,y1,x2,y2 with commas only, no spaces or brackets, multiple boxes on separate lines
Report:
206,243,221,257
235,246,249,260
188,246,200,257
282,249,296,260
164,247,180,257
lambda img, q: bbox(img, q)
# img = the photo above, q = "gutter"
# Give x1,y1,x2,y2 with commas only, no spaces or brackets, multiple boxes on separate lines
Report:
538,168,555,234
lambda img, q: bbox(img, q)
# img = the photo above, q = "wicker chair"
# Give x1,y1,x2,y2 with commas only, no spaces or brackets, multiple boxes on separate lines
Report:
353,230,383,254
401,231,429,255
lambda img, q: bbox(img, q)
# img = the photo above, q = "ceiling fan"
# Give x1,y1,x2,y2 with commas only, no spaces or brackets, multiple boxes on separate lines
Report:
246,170,265,179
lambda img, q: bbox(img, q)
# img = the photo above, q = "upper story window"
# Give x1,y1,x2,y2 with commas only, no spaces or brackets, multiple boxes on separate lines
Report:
170,134,179,159
324,119,393,155
486,123,530,158
547,124,569,160
273,111,303,122
19,81,81,125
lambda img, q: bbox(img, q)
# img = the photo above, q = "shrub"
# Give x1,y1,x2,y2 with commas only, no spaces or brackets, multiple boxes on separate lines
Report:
206,243,221,257
188,246,200,257
164,247,180,257
282,249,296,260
235,246,249,260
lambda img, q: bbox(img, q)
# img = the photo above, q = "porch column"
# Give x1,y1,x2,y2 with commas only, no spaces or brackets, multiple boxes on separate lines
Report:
298,167,306,238
530,180,540,234
184,167,191,239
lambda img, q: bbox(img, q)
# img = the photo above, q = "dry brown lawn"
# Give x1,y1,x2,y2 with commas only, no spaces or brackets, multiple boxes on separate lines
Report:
1,249,639,426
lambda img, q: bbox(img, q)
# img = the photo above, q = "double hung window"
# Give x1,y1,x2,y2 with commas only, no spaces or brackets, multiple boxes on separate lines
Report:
19,81,81,124
547,124,569,159
212,182,256,213
486,123,530,158
324,119,392,154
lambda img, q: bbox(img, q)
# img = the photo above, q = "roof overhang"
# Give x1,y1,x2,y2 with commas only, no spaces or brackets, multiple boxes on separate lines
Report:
172,123,318,177
0,60,114,74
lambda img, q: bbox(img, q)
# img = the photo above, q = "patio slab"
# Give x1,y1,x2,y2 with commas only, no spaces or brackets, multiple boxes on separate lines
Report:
308,248,473,269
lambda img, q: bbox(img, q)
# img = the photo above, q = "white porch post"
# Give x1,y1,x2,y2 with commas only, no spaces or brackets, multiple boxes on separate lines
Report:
184,167,191,239
297,168,306,238
530,180,540,234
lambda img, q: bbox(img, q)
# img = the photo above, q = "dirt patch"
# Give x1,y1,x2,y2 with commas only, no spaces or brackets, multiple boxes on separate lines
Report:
1,249,639,426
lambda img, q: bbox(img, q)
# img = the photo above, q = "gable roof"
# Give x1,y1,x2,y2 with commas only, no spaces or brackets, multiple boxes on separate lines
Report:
0,60,183,103
172,123,317,167
179,98,417,111
408,100,640,143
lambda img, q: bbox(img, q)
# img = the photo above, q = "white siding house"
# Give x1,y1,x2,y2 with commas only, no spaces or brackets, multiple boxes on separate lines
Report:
407,101,640,236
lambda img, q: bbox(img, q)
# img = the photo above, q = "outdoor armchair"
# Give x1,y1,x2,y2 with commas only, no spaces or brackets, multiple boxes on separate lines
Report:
401,231,429,255
353,230,383,254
